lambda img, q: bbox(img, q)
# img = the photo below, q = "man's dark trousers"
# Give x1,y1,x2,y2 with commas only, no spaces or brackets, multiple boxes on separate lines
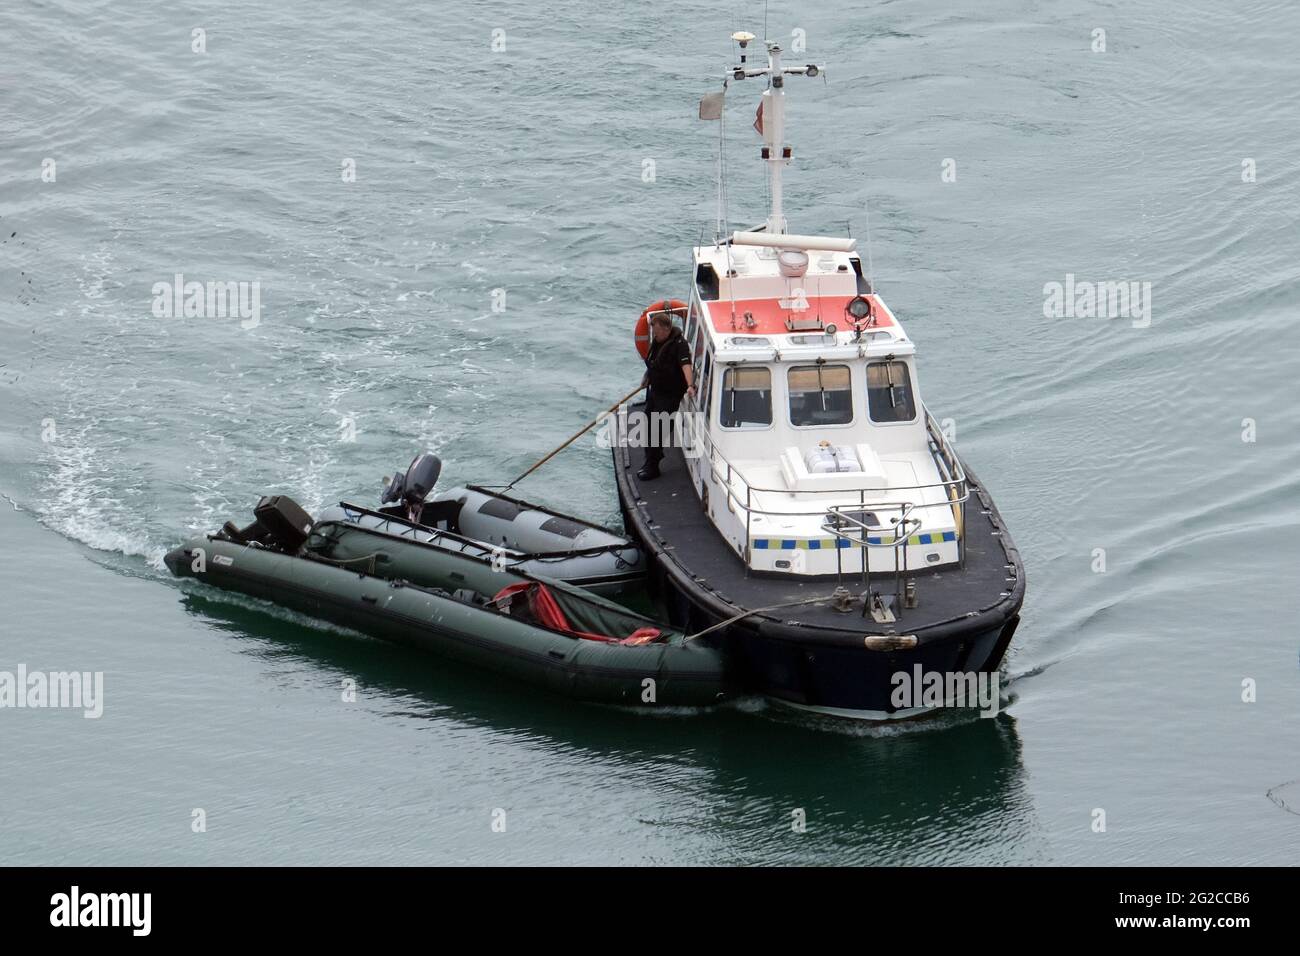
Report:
642,389,683,471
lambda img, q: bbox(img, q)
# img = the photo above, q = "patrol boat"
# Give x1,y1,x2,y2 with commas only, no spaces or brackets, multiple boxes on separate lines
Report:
612,32,1026,718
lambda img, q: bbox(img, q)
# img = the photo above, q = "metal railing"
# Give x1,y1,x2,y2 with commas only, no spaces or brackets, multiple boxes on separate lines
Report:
677,405,968,572
822,501,922,613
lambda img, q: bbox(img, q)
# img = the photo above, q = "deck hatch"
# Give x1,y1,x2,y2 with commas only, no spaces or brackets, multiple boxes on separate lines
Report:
539,516,586,539
478,497,523,520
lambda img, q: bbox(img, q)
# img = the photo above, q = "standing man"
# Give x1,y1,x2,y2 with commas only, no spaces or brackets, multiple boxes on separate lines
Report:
638,311,695,481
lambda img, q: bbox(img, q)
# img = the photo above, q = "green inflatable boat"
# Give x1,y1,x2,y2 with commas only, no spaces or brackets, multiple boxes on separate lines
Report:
164,495,729,708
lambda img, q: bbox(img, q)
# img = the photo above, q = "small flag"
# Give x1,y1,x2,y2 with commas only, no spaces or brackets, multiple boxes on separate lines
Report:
698,90,725,120
753,96,764,135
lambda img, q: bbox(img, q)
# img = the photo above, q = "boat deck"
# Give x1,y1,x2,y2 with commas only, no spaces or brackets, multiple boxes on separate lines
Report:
613,414,1024,638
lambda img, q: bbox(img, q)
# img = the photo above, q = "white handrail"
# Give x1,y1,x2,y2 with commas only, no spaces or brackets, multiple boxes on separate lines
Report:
673,403,967,572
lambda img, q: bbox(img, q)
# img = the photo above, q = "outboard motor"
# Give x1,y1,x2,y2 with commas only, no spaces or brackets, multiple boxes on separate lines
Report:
381,453,442,523
219,495,315,553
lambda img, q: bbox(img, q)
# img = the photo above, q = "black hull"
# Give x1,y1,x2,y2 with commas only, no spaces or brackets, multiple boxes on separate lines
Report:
613,434,1025,718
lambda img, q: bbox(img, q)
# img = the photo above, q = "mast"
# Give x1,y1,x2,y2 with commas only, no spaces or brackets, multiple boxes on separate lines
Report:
727,32,821,236
766,43,786,235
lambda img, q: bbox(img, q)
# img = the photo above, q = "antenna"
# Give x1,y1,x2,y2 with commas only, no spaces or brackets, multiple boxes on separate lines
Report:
714,85,725,240
864,198,876,292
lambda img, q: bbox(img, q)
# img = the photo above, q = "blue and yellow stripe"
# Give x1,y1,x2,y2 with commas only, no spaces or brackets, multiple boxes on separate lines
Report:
751,530,957,550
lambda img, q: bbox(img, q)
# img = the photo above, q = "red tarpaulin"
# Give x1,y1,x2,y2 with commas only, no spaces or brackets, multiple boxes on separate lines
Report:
491,582,662,646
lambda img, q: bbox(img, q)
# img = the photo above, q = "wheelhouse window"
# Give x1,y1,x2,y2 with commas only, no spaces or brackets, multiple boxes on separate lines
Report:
788,364,852,426
866,361,917,423
719,366,772,428
699,350,713,413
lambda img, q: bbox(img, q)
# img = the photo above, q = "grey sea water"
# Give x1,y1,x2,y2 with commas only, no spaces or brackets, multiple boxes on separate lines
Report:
2,0,1298,864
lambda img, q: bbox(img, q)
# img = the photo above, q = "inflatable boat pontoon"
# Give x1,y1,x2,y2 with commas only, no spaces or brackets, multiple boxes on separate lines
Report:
164,462,723,707
308,452,647,596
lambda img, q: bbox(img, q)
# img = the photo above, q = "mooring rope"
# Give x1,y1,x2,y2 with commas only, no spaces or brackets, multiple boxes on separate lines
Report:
684,595,831,642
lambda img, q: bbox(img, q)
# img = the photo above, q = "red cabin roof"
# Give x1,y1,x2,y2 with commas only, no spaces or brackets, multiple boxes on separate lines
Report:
702,294,893,336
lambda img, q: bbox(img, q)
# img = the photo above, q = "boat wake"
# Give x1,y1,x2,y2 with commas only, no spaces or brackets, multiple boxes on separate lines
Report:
37,418,171,571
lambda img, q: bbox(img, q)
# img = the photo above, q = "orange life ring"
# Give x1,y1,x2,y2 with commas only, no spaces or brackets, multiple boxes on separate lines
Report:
635,299,688,359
